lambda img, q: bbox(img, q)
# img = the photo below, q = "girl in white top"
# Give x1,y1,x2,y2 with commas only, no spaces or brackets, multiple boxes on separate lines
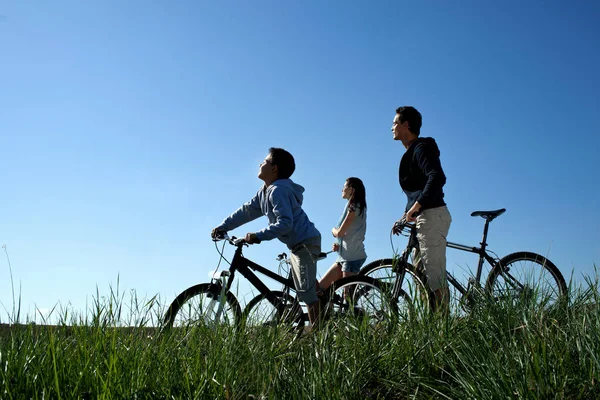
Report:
318,177,367,293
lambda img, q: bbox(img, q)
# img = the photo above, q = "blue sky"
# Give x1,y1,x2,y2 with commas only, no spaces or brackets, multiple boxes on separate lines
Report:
1,1,599,323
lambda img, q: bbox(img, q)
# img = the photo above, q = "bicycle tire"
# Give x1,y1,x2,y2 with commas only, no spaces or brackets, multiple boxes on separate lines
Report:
485,251,568,308
323,275,400,328
243,290,305,329
163,283,242,328
360,258,433,313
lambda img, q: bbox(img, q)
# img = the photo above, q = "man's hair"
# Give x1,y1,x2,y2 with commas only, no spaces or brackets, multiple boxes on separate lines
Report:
269,147,296,179
396,106,422,136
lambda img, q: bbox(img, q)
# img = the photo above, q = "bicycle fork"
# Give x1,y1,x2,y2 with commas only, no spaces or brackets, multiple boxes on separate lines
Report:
390,253,409,300
206,271,231,325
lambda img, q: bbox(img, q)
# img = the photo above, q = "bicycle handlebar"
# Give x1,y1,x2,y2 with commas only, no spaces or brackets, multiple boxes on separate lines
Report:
215,232,334,263
213,233,247,247
393,218,416,236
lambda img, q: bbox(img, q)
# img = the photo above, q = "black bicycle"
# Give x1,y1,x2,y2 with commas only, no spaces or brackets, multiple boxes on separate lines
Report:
360,208,568,312
163,234,400,329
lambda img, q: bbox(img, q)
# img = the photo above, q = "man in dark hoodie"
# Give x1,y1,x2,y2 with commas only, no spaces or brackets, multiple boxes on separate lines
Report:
391,106,452,314
211,147,322,328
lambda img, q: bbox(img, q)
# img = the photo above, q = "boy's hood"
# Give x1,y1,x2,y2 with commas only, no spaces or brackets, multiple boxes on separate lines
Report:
268,179,305,204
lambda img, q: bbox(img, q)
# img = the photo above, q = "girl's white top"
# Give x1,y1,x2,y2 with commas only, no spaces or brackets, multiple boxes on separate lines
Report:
336,202,367,262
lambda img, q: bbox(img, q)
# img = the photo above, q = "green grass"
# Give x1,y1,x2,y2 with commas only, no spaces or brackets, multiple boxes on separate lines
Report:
1,276,600,399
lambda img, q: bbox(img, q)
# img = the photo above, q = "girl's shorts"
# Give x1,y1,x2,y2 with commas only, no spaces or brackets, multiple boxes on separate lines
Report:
338,257,367,273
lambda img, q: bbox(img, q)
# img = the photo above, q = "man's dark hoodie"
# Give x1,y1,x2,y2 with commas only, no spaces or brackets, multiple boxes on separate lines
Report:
399,137,447,213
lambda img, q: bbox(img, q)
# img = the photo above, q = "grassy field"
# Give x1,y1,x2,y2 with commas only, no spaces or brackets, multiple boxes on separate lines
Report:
1,277,599,399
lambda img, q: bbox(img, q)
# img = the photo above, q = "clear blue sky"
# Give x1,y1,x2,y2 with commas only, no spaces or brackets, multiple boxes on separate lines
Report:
1,1,599,323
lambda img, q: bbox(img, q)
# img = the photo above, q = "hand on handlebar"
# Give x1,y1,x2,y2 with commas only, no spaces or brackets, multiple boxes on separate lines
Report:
211,228,260,245
211,227,227,241
392,220,402,235
392,216,408,235
244,232,261,244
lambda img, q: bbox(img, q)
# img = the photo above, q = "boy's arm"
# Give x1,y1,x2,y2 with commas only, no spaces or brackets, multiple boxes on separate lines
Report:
254,187,293,242
216,190,263,232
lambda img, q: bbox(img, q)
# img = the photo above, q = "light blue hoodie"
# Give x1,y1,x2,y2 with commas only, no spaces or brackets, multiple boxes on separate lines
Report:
217,179,321,249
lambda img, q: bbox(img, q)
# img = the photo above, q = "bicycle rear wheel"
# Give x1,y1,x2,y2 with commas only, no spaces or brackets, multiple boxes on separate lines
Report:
163,283,242,328
485,252,567,308
323,275,399,329
243,291,305,330
360,258,432,314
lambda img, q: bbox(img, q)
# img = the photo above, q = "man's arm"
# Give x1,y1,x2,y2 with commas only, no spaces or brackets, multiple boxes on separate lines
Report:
414,143,446,208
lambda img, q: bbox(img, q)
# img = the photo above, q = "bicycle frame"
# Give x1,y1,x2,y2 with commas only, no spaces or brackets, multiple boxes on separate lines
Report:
218,239,298,309
446,241,498,297
394,218,500,300
446,217,498,295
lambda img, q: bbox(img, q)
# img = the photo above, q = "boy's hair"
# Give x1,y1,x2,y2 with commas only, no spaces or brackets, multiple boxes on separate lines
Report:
269,147,296,179
346,177,367,216
395,106,422,136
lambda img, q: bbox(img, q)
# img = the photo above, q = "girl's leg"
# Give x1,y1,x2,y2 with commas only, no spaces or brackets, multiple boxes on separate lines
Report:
318,262,343,291
341,259,366,297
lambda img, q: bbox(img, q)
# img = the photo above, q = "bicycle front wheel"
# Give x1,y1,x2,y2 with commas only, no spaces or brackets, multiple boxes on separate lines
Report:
485,252,567,308
324,275,398,329
163,283,242,328
360,258,431,316
243,291,305,330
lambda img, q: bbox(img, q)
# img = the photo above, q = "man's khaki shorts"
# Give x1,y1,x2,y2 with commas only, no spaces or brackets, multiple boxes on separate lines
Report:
413,206,452,292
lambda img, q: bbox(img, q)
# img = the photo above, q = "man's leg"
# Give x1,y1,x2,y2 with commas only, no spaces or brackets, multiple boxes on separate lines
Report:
415,206,452,315
432,286,451,316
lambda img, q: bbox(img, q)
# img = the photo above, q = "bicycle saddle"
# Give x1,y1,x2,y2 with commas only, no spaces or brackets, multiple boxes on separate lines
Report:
470,208,506,221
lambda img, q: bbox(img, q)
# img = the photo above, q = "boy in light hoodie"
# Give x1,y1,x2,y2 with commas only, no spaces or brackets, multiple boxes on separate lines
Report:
211,147,322,327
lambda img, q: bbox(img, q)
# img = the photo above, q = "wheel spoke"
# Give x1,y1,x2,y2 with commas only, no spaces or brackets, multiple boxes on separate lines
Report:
324,276,398,329
164,284,240,328
488,252,567,309
361,259,428,319
243,291,305,330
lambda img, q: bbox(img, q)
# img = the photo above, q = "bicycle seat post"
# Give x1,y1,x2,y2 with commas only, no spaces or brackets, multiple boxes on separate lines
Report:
471,208,505,251
480,219,491,252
